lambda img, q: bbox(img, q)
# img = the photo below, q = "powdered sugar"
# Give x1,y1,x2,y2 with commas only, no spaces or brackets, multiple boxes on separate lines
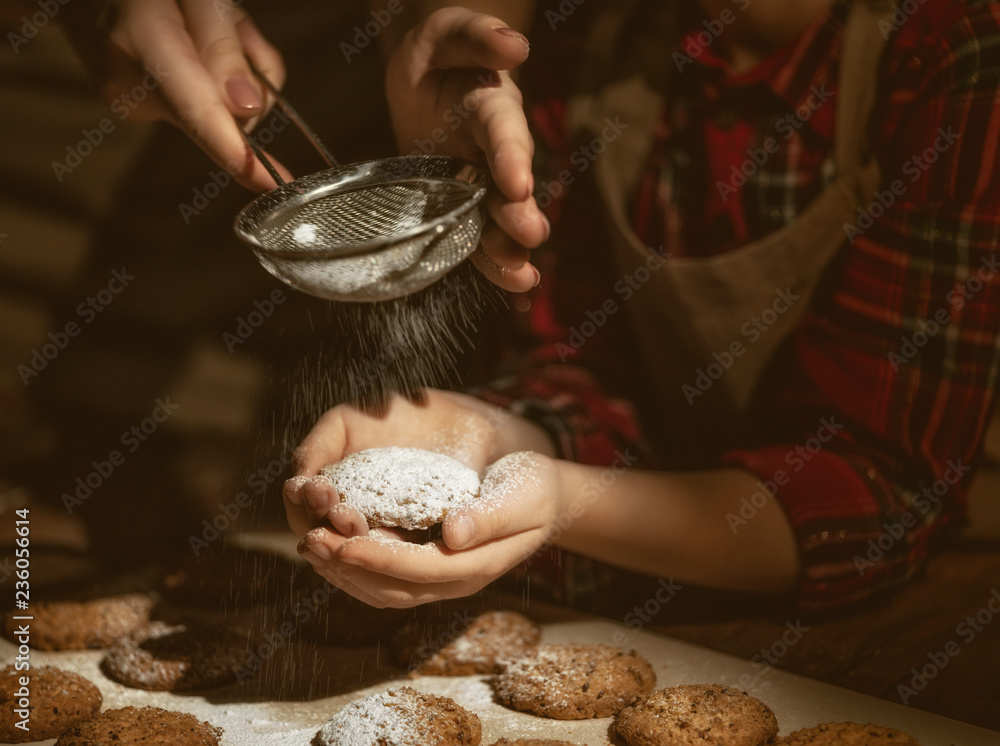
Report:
316,689,421,745
480,452,541,507
315,686,480,746
320,447,481,530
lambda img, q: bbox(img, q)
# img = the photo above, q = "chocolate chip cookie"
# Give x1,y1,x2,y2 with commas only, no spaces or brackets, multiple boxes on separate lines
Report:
615,684,779,746
0,664,102,743
314,686,481,745
494,644,656,720
392,610,541,675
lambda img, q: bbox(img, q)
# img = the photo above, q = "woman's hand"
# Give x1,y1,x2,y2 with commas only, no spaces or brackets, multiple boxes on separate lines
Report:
61,0,288,191
296,451,562,608
385,7,549,292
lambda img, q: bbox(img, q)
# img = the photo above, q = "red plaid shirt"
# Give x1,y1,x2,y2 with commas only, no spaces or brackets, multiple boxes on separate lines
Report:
473,0,1000,610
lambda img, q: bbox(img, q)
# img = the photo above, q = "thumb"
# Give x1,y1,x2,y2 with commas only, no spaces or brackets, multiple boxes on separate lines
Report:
410,8,530,75
443,452,546,550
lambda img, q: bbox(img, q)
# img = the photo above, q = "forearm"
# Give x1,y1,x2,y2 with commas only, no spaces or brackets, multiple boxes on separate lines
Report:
554,461,800,592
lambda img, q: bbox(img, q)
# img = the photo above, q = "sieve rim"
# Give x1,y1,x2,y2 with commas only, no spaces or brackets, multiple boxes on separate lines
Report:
233,155,488,261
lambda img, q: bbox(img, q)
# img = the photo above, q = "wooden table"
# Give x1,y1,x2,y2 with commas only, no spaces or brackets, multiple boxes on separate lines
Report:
586,544,1000,733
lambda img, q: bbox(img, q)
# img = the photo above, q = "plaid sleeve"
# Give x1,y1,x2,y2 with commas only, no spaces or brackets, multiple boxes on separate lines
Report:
726,3,1000,611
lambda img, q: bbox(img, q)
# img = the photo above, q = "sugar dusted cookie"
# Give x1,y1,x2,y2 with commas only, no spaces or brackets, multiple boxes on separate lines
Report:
392,610,541,676
0,665,102,743
319,447,481,530
55,706,222,745
488,741,579,746
315,686,482,745
615,684,779,746
779,721,919,745
494,643,656,720
101,621,246,692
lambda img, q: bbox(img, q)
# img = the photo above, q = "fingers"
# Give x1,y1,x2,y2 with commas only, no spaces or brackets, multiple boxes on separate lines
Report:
180,0,262,117
336,531,542,585
409,9,530,78
235,13,286,97
283,474,370,537
472,231,537,293
117,0,286,191
443,451,548,550
298,529,531,608
486,189,549,247
291,408,349,477
469,76,534,202
328,504,369,539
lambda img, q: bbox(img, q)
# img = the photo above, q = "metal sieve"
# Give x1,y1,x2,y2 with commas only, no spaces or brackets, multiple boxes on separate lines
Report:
233,67,489,303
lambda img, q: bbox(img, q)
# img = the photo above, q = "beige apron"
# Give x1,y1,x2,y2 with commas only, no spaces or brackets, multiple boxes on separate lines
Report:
566,0,895,460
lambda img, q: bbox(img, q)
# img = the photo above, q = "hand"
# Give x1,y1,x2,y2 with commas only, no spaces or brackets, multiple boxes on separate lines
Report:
296,451,562,608
283,389,553,535
385,8,550,292
283,389,560,607
62,0,289,191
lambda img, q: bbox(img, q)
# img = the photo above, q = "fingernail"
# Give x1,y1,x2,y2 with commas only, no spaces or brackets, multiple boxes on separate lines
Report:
308,540,332,561
284,476,308,506
300,549,323,568
452,515,475,549
338,552,362,566
226,74,262,111
531,266,541,288
494,26,530,50
328,506,363,537
304,485,330,514
479,70,502,87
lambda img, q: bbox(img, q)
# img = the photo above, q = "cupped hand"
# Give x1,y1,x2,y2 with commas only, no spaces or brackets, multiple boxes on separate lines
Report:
297,451,563,608
64,0,289,191
284,389,520,537
385,7,549,292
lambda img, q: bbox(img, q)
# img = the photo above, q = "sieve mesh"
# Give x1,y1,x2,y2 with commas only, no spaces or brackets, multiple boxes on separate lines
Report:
235,156,488,302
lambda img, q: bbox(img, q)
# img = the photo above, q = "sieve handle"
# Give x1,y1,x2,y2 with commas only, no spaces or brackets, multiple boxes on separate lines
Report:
241,59,339,186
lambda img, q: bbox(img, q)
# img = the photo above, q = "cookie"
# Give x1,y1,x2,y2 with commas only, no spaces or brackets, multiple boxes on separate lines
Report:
101,621,246,691
3,593,153,650
615,684,779,746
392,610,541,675
54,706,222,745
162,545,306,609
319,447,481,530
0,665,101,743
314,686,481,745
488,741,579,746
779,722,919,745
493,644,656,720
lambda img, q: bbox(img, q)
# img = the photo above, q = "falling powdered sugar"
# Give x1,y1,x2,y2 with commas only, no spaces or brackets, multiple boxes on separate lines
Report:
320,447,481,530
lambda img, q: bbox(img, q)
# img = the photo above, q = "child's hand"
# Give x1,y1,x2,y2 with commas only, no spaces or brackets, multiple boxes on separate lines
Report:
295,451,562,608
283,389,554,536
385,7,549,292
